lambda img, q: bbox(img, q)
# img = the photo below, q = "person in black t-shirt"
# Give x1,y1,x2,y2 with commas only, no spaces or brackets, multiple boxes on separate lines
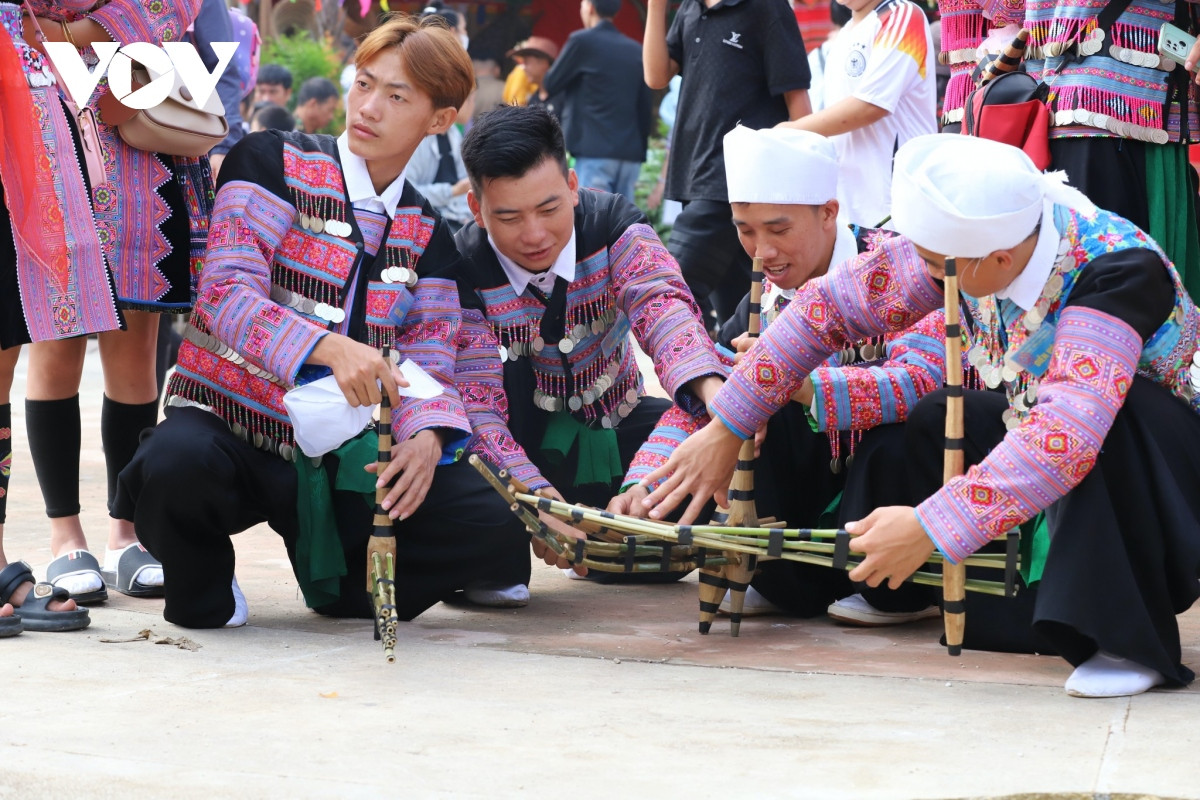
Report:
644,0,812,330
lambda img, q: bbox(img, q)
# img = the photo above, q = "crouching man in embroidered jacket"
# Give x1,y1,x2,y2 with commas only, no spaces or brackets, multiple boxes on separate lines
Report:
113,16,530,628
643,134,1200,698
451,105,726,582
613,126,950,622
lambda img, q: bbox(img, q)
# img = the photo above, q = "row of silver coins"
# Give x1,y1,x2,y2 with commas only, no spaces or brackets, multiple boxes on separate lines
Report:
1053,107,1171,145
531,378,637,414
379,266,417,287
836,342,884,365
599,396,640,429
300,214,353,239
183,325,286,385
270,285,346,324
1029,29,1104,59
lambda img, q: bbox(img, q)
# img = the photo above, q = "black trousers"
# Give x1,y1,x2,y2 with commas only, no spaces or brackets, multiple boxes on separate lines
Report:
746,406,851,616
667,199,753,327
113,407,531,628
901,381,1200,681
748,410,934,617
1049,137,1150,234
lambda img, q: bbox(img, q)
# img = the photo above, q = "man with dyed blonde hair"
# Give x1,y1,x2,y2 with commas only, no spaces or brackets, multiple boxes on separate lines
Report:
116,15,531,629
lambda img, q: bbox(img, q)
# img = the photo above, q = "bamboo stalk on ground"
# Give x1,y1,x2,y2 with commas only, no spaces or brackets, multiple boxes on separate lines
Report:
942,258,967,655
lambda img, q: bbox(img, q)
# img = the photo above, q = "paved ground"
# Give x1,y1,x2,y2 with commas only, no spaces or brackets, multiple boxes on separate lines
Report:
2,343,1199,799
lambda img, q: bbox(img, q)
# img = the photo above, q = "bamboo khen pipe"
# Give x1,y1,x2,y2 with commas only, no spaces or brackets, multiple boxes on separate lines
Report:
941,258,967,656
715,255,767,636
367,345,400,663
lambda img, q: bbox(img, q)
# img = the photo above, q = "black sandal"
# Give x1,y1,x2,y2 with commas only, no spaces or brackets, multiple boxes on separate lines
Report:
0,562,90,632
0,607,20,638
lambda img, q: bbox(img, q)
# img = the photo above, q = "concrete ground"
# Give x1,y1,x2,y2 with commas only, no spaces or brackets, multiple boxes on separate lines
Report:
2,342,1199,800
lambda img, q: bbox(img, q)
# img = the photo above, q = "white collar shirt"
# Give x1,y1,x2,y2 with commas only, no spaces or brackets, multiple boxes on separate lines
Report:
995,208,1058,311
337,132,406,217
490,229,578,296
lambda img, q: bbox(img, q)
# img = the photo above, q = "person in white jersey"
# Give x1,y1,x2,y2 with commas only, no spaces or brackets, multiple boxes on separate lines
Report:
779,0,936,228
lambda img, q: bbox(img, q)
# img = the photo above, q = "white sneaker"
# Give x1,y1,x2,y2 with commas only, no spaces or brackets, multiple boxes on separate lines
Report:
561,568,588,581
464,582,530,608
718,586,783,617
827,593,941,627
1065,651,1165,698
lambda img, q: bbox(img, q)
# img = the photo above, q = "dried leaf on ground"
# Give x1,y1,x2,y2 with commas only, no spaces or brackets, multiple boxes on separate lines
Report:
154,636,202,651
98,629,153,644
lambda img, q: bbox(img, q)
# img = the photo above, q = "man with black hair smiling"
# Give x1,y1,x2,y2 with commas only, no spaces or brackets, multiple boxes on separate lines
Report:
452,105,724,579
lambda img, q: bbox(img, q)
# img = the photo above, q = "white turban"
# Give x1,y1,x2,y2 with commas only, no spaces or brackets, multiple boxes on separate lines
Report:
723,125,838,205
890,134,1096,258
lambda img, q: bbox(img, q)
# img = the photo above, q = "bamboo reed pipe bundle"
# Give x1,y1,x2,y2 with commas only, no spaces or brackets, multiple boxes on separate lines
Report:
523,493,1011,595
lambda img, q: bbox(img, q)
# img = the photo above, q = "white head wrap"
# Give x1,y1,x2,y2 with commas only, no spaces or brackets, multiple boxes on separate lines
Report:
723,125,839,205
890,134,1096,257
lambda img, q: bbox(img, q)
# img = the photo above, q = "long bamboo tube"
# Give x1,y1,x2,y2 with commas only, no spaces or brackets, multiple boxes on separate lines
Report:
942,259,967,655
718,255,766,636
367,345,399,662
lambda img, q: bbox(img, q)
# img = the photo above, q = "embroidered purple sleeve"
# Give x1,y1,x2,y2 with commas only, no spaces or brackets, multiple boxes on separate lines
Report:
916,307,1141,563
611,223,724,409
390,277,472,444
710,237,942,439
456,308,550,490
622,404,708,490
90,0,201,46
196,181,328,383
809,309,947,432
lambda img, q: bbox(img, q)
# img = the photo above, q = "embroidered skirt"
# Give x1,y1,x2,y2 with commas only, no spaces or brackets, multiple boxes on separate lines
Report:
0,89,121,349
92,121,213,314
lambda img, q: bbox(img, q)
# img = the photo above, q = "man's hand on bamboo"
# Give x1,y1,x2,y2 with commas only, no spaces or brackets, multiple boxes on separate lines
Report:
845,506,937,590
364,429,442,522
531,486,588,577
640,418,743,524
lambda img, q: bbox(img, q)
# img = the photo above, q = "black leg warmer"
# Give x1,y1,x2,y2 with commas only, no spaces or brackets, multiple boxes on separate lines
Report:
101,396,159,512
26,395,81,518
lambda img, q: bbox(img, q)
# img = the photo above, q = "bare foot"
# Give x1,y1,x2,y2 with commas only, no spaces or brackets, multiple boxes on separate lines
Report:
8,581,78,613
0,602,14,618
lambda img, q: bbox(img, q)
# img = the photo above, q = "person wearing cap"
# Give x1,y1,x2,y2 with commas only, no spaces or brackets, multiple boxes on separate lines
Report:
777,0,936,228
502,36,559,108
640,133,1200,698
452,105,726,583
644,0,813,331
113,15,532,628
540,0,654,206
611,125,947,623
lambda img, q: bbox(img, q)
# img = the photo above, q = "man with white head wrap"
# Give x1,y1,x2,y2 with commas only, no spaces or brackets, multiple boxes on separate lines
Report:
612,126,947,625
640,134,1200,698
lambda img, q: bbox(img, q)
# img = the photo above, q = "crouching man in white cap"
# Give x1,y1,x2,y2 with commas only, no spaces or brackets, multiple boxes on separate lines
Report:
611,126,949,625
639,133,1200,698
